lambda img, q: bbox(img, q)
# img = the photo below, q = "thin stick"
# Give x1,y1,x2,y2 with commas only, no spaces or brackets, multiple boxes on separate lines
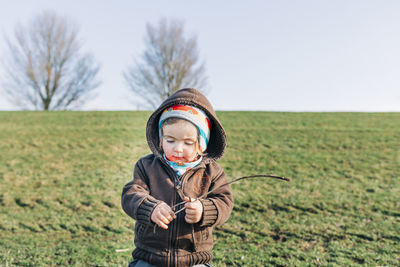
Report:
174,206,186,215
115,248,131,253
173,174,290,215
202,174,290,199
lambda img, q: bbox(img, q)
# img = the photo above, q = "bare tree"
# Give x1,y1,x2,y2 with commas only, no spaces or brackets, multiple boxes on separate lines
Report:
123,18,208,109
1,11,100,110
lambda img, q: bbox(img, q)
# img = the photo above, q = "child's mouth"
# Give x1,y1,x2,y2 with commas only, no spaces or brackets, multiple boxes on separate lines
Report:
168,156,185,162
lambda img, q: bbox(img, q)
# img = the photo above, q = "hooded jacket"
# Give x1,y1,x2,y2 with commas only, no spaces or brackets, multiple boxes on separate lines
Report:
121,88,233,266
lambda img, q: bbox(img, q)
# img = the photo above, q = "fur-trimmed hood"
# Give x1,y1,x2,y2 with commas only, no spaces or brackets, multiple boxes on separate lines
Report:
146,88,226,161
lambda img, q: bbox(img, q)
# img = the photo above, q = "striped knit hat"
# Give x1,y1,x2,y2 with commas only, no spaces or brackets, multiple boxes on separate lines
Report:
159,105,211,153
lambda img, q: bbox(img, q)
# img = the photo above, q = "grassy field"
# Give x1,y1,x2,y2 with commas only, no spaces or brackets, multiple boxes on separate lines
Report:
0,111,399,266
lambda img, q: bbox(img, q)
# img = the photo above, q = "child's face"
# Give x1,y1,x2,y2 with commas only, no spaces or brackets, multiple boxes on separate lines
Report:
161,119,199,163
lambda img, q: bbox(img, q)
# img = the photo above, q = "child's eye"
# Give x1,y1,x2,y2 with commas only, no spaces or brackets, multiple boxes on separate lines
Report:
185,141,194,145
166,139,174,143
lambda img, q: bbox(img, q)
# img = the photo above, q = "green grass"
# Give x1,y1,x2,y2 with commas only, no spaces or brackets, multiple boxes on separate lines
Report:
0,111,399,266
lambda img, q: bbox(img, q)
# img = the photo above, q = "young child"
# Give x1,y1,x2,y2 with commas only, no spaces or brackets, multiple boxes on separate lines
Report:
121,88,233,267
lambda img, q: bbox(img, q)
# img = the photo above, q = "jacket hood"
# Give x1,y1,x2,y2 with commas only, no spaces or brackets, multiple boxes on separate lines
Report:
146,88,226,161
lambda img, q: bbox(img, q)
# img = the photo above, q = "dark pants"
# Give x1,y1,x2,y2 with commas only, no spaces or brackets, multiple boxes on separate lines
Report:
128,259,212,267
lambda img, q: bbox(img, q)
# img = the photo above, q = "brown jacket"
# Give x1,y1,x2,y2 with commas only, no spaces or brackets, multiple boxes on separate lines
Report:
121,89,233,266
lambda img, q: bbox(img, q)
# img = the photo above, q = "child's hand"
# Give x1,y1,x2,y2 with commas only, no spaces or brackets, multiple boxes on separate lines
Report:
151,202,176,229
184,197,203,224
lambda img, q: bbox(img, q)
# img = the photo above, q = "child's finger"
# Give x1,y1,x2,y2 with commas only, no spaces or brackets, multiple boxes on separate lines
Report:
159,215,171,225
185,207,195,215
185,214,196,224
185,213,195,220
164,212,175,221
167,207,177,219
160,204,176,219
184,200,198,210
157,219,169,229
160,210,175,222
170,210,177,219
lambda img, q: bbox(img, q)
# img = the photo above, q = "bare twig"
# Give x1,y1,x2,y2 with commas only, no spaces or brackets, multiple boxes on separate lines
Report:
115,248,131,253
173,174,290,215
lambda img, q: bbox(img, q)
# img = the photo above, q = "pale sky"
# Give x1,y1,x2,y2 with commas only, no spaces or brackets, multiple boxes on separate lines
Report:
1,0,400,111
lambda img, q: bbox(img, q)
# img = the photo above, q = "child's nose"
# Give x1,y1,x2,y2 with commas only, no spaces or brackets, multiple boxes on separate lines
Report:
174,142,184,152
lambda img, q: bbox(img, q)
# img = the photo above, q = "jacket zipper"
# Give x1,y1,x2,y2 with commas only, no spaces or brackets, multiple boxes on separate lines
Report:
159,158,206,266
160,160,177,267
177,166,206,255
171,170,191,267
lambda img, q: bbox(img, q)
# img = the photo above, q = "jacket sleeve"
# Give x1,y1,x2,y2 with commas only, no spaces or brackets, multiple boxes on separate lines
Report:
121,159,162,225
199,164,233,227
